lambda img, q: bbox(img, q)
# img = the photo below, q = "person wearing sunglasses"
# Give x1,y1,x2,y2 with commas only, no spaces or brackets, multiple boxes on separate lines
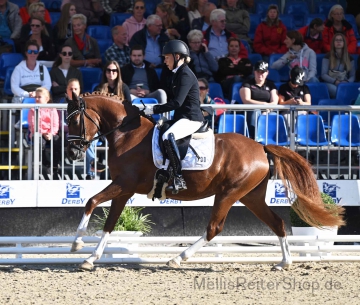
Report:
122,0,147,44
19,0,51,25
50,44,84,103
11,40,51,103
53,3,77,52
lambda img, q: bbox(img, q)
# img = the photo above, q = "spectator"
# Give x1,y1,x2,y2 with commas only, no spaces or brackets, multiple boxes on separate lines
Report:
298,18,326,54
100,0,123,24
19,0,51,25
216,37,252,100
323,4,357,54
19,16,56,62
121,45,167,104
129,14,169,68
188,0,208,27
202,8,248,60
198,77,216,127
66,78,105,180
239,60,278,138
122,1,146,44
188,29,218,82
191,2,216,31
65,14,102,68
0,0,22,40
73,0,104,25
28,87,62,180
321,33,356,98
253,4,287,62
104,26,130,68
220,0,254,13
271,30,318,83
53,3,77,52
95,60,131,102
224,0,250,43
278,66,311,127
50,44,83,103
163,0,189,27
11,40,51,103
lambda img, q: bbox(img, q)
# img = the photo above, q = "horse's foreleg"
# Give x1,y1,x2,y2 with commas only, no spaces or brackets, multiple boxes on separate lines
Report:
70,213,91,252
273,236,292,271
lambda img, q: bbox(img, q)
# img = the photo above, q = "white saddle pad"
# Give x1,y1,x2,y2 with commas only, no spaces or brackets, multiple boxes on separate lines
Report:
152,127,215,170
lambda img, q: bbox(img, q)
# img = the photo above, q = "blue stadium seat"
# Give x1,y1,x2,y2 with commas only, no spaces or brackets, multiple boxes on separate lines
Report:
256,114,289,145
91,83,99,92
155,68,162,80
21,98,36,129
79,67,102,93
306,83,330,105
316,53,325,78
97,39,113,55
330,114,360,146
231,82,243,104
315,2,337,16
241,39,251,54
3,66,15,96
208,82,225,100
275,82,285,89
248,53,262,66
318,98,344,128
267,68,280,82
335,83,360,104
3,38,16,52
284,1,310,28
0,53,23,80
249,14,261,40
279,14,295,30
49,12,60,27
218,114,249,136
87,25,112,40
110,13,132,27
296,114,328,146
269,54,289,82
306,14,326,25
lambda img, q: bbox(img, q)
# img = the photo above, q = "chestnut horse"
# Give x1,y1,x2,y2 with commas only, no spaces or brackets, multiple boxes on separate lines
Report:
66,92,345,271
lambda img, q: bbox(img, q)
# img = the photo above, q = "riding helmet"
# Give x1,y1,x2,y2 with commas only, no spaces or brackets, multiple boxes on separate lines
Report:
162,40,190,57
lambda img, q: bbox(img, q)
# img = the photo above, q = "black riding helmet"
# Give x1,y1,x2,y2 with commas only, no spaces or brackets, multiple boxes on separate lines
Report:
161,40,190,70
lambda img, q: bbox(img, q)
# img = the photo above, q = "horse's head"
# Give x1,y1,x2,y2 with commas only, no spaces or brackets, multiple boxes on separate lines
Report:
66,91,100,161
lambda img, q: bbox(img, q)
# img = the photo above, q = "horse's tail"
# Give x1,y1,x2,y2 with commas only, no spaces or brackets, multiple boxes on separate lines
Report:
264,145,345,228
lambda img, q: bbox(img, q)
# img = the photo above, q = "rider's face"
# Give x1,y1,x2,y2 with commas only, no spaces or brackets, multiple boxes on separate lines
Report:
164,53,180,70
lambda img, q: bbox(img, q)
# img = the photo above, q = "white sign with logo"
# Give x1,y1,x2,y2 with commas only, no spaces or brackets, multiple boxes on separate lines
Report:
0,181,37,208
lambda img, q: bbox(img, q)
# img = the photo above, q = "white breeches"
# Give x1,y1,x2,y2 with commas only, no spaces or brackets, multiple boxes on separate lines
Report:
162,118,203,141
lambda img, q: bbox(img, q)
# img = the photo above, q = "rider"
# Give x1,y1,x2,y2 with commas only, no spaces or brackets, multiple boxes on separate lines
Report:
144,40,204,192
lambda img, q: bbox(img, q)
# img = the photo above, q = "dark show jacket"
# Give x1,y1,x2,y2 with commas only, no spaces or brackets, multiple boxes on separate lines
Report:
153,64,204,122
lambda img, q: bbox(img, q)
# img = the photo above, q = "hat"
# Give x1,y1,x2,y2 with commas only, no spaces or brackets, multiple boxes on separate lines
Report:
290,66,305,86
254,60,268,72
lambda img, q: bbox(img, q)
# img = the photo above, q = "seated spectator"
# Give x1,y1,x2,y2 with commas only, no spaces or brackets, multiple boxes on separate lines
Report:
298,18,325,54
95,60,131,102
50,44,83,103
66,78,105,180
321,33,356,98
122,1,146,44
28,87,62,180
271,30,318,83
73,0,104,25
216,37,252,100
278,66,311,127
220,0,254,13
323,5,357,54
0,0,22,40
65,14,102,68
53,3,77,52
224,0,251,43
198,77,216,127
19,17,56,62
11,40,51,103
100,0,124,24
156,2,187,42
104,26,130,68
253,4,287,62
192,2,216,31
129,15,169,68
164,0,189,27
188,0,208,27
202,8,248,60
19,0,51,25
187,29,218,82
239,60,278,138
121,45,167,104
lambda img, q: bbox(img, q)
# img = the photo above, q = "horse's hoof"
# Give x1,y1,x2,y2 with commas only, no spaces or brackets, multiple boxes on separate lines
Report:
79,260,93,271
70,241,85,252
167,258,181,268
272,262,291,271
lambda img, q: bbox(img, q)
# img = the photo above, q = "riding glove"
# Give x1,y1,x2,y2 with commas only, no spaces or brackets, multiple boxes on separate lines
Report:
144,106,154,115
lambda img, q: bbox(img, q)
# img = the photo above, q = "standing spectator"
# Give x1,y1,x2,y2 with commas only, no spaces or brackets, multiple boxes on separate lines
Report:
73,0,104,25
53,3,77,52
321,33,356,98
216,37,252,100
224,0,250,43
187,29,218,81
0,0,22,40
50,44,83,103
96,60,131,102
271,30,318,83
323,4,357,54
65,14,102,68
11,40,51,103
104,25,130,68
129,14,169,68
28,87,62,180
253,4,287,62
191,2,216,31
121,45,167,104
202,8,248,60
239,60,278,138
188,0,208,27
19,0,51,25
298,18,326,54
122,1,146,44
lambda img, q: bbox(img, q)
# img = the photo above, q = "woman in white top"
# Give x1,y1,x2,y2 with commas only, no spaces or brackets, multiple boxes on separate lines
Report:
188,0,208,26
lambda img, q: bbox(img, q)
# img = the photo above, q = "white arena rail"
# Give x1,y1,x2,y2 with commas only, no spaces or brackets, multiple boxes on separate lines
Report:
0,235,359,265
